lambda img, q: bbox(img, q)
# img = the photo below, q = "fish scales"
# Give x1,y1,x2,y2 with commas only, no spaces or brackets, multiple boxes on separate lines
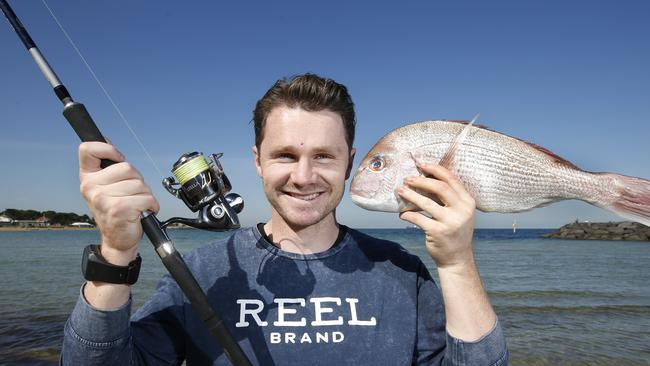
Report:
379,121,589,211
350,120,650,226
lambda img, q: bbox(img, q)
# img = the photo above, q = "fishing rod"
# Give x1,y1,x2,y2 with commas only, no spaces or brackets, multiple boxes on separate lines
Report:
0,2,251,365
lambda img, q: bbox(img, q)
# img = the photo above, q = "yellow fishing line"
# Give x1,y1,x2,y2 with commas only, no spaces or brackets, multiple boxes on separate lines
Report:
173,155,209,185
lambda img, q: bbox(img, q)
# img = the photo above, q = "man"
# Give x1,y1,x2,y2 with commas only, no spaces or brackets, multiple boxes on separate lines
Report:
62,73,507,365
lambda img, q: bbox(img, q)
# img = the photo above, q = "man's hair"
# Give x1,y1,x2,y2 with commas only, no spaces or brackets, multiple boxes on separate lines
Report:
253,73,355,150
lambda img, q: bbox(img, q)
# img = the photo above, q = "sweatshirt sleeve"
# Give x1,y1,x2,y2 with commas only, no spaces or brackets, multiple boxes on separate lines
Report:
61,284,135,365
444,318,508,366
61,276,187,366
414,263,509,366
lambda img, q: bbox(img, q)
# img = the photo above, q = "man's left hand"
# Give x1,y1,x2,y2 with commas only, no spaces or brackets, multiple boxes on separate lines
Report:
397,163,476,271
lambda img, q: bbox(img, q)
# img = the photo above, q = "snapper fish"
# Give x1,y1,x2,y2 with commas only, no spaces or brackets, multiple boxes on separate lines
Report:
349,119,650,226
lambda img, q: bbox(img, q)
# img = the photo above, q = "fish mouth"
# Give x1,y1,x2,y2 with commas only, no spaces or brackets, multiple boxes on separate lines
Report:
349,193,396,212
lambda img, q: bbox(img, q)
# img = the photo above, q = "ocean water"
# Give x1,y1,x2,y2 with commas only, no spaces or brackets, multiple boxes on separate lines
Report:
0,228,649,365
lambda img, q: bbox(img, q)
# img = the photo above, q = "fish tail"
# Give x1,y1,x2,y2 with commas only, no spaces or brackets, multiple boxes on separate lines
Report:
597,173,650,227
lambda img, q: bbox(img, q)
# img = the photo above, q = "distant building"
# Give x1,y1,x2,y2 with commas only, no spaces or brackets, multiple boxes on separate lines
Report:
70,222,94,228
0,215,13,227
15,216,50,227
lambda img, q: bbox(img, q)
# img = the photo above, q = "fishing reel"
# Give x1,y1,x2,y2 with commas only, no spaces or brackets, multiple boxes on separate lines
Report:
161,152,244,231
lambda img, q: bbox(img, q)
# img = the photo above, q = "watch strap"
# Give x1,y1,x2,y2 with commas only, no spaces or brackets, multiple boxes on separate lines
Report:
82,244,142,285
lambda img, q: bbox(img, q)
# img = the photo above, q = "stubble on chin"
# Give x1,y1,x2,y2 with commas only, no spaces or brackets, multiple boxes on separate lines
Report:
269,190,343,229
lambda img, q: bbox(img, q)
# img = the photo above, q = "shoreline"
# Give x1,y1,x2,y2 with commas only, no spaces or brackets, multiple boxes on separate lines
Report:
0,226,96,232
0,225,196,232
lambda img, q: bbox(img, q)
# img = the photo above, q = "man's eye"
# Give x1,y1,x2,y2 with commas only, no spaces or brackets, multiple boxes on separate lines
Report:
315,154,333,160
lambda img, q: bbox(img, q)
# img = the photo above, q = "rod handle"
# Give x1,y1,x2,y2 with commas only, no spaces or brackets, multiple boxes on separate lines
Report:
63,101,114,169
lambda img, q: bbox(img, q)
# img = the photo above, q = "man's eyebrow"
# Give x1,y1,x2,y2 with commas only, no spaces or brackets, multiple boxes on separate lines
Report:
266,145,298,153
267,144,342,153
313,145,347,154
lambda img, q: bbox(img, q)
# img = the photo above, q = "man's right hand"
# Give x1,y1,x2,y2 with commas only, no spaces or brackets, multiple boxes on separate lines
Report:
78,142,159,267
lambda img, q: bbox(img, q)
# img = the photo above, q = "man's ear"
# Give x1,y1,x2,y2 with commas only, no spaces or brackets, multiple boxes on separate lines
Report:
252,146,263,177
345,148,356,180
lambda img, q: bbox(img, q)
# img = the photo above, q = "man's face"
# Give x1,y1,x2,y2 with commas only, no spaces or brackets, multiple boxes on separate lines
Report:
253,105,355,229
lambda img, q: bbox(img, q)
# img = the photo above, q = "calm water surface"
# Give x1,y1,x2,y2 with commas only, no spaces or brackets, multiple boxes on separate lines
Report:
1,228,649,365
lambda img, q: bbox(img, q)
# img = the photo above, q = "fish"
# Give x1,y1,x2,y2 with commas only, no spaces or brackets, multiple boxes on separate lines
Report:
349,120,650,227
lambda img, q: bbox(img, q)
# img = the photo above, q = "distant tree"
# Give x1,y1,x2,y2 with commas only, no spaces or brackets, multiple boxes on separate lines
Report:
3,209,41,220
52,212,74,226
1,209,94,225
42,210,57,219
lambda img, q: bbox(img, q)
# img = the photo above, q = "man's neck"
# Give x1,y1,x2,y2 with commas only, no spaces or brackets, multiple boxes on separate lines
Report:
263,213,339,255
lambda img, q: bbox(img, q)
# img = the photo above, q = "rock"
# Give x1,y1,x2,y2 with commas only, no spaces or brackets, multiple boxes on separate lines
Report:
544,221,650,241
607,227,626,234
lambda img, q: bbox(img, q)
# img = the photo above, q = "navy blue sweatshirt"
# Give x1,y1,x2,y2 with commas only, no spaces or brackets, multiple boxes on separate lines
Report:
62,226,507,365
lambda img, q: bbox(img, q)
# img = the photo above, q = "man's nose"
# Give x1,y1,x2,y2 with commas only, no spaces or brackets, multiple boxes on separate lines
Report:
291,158,317,185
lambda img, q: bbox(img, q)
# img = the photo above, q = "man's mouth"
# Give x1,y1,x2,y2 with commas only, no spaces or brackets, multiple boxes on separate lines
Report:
284,191,323,201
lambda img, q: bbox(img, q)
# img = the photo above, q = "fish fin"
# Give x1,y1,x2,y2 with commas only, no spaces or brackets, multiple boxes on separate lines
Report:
438,114,479,169
403,151,446,208
408,151,426,176
598,173,650,227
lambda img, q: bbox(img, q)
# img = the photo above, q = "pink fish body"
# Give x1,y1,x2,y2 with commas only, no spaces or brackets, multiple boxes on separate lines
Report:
350,120,650,226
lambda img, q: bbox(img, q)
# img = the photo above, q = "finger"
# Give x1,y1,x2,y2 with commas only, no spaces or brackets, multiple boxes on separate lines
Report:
79,142,125,173
417,163,473,201
100,179,151,197
83,162,144,187
117,194,160,218
133,194,160,216
397,185,445,220
404,175,457,207
399,210,443,231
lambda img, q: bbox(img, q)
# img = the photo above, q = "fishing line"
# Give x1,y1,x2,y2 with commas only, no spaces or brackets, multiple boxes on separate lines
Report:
41,0,163,178
2,2,249,363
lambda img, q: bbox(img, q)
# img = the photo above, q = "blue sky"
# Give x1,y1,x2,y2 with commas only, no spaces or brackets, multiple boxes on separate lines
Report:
1,0,648,228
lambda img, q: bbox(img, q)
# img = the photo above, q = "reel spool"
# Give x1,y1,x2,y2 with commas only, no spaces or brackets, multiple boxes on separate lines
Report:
162,152,243,231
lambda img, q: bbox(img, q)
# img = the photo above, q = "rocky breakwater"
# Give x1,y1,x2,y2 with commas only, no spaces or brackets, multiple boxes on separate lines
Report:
543,221,650,241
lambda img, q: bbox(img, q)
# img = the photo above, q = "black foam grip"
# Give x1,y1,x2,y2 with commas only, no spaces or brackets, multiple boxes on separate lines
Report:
62,101,114,169
141,214,168,247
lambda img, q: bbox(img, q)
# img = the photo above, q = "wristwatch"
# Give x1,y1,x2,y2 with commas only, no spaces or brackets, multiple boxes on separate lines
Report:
81,244,142,285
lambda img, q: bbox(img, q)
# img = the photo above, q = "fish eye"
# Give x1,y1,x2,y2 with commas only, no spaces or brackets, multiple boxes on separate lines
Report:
368,156,385,172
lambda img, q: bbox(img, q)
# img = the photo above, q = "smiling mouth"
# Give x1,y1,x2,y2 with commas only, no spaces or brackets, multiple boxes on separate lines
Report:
285,192,323,201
